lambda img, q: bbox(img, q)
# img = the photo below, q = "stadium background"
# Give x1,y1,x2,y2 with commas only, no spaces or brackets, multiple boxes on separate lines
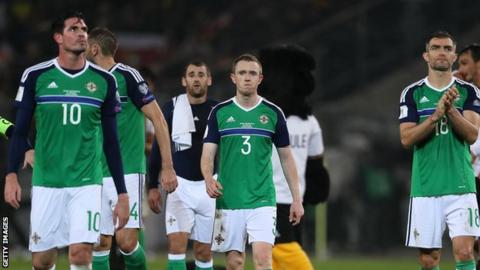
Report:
1,0,480,268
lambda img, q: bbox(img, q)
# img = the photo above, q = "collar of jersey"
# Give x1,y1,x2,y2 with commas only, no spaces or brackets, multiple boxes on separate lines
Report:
53,58,89,78
424,76,455,92
232,96,263,112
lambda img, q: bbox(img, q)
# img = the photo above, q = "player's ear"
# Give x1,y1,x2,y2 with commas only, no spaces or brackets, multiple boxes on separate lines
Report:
181,76,187,87
258,73,264,85
422,51,429,63
230,73,236,84
53,32,63,44
207,75,212,86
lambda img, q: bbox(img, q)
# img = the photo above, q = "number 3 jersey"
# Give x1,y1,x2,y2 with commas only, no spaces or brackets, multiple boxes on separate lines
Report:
204,97,290,209
399,77,480,197
15,59,119,188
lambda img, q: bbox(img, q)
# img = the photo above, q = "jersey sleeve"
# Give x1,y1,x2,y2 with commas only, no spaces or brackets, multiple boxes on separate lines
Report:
15,70,37,110
203,106,220,144
399,87,418,123
124,69,156,109
463,84,480,113
272,109,290,148
101,74,121,116
307,115,324,156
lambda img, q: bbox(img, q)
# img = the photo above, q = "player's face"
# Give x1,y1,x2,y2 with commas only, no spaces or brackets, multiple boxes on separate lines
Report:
85,41,99,63
457,51,476,82
182,64,211,98
423,37,457,72
230,60,263,96
55,17,88,55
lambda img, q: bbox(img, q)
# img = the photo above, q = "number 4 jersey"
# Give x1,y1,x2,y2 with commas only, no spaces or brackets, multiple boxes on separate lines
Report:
204,97,290,209
399,77,480,197
15,59,119,188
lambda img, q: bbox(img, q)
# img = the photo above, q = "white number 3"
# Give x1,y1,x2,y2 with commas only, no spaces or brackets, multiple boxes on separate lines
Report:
241,135,251,155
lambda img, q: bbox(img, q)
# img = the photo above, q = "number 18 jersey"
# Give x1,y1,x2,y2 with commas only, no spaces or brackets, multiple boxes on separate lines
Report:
204,97,290,209
399,77,480,197
15,59,119,188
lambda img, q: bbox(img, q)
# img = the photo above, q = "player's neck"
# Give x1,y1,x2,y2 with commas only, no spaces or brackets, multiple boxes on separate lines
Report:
57,51,85,70
235,92,259,109
427,70,453,89
95,56,116,71
187,93,207,105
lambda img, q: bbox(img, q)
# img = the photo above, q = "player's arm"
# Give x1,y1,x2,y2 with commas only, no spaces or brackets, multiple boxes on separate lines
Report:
102,75,129,229
277,146,304,225
399,87,455,148
446,86,480,144
142,101,177,193
201,142,222,198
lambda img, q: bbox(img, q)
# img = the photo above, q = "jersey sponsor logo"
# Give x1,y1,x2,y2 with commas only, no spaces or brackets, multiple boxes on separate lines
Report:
138,83,149,95
85,82,97,92
226,116,235,123
259,114,269,124
419,96,430,103
15,86,24,102
399,105,408,119
47,81,58,88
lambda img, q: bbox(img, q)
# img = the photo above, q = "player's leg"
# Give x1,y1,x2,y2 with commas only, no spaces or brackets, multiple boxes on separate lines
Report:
212,209,247,270
447,194,480,270
30,187,66,269
67,185,102,269
406,197,445,269
115,174,147,270
272,204,313,270
190,180,215,270
165,178,195,270
246,206,277,270
418,248,441,270
93,178,116,270
225,250,245,270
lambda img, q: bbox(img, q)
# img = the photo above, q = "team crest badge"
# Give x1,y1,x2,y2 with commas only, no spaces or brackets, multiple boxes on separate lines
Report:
138,83,149,95
86,82,97,92
259,114,269,124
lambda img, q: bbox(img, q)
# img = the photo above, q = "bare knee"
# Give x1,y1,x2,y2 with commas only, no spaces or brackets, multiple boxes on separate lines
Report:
194,242,212,262
116,228,138,253
94,235,112,252
226,251,244,270
254,250,272,269
419,248,441,269
69,244,93,265
32,251,56,270
454,245,474,261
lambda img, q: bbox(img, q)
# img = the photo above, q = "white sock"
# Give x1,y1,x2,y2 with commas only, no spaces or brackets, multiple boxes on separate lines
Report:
70,264,92,270
195,259,213,268
168,253,186,260
119,241,140,256
93,250,110,257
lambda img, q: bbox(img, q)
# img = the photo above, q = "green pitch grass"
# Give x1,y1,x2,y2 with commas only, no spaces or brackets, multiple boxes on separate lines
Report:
7,255,456,269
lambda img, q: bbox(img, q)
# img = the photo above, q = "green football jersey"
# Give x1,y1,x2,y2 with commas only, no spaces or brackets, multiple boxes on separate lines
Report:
399,77,480,197
15,59,119,188
101,63,155,177
204,97,290,209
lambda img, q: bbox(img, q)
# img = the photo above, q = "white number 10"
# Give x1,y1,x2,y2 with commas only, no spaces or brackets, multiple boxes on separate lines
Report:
62,103,81,125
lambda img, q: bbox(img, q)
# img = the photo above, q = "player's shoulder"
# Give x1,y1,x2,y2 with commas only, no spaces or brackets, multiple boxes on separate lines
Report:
399,77,426,103
21,58,56,82
211,98,234,112
87,61,116,80
113,63,145,83
454,77,480,94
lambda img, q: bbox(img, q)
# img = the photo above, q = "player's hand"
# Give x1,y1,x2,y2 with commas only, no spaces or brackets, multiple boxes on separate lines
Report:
160,166,177,193
147,188,162,214
289,200,304,226
4,173,22,209
205,177,222,198
23,149,34,169
113,193,130,230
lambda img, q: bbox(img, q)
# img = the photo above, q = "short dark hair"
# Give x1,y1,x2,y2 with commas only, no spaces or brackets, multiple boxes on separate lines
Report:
231,53,262,73
425,30,456,51
459,44,480,63
183,61,211,76
88,27,118,56
51,10,85,35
